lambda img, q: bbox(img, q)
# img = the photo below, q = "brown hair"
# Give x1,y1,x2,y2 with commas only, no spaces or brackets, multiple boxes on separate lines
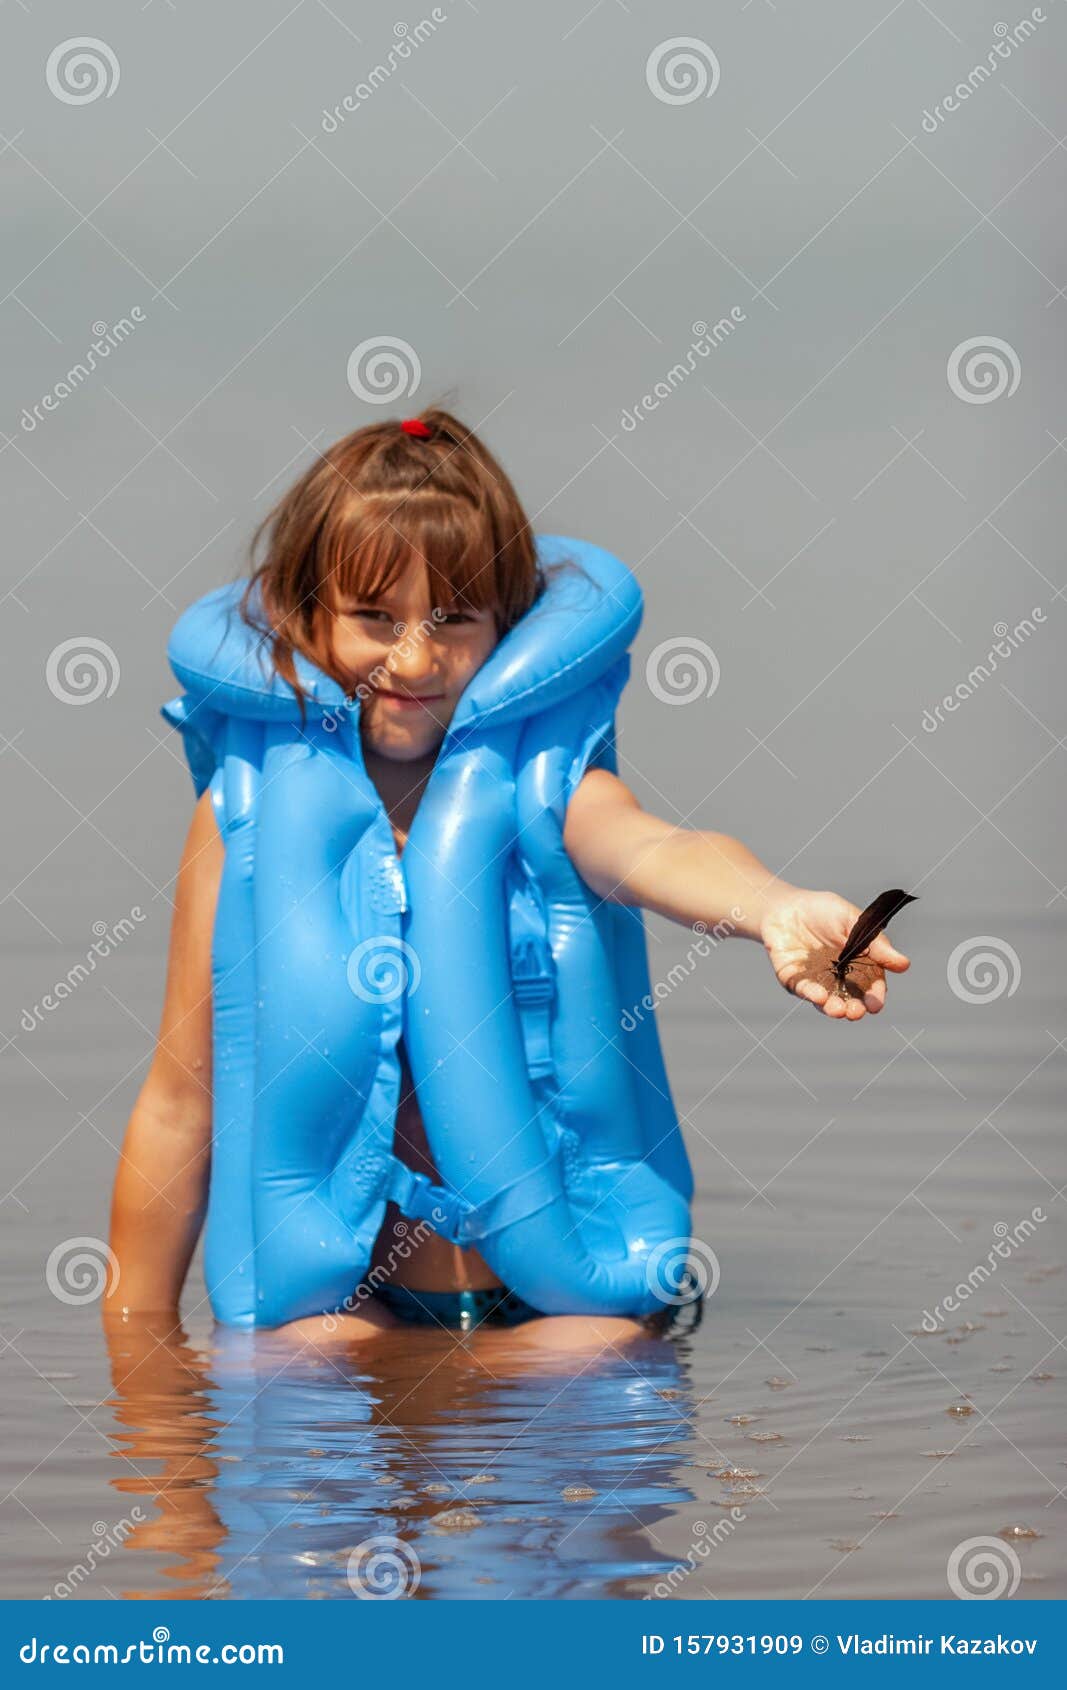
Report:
238,407,544,704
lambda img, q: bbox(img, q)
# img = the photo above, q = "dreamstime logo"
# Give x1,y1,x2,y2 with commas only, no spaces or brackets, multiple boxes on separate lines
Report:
620,311,746,431
646,637,720,705
46,638,120,705
947,936,1021,1004
45,1511,146,1599
645,1237,720,1306
346,937,421,1002
19,1629,283,1665
321,11,447,132
621,912,742,1032
20,310,146,433
920,610,1045,732
45,1237,119,1306
20,908,147,1034
920,1208,1046,1332
346,336,421,404
947,337,1021,404
947,1536,1021,1600
646,38,720,106
347,1535,421,1598
920,12,1047,133
46,39,120,105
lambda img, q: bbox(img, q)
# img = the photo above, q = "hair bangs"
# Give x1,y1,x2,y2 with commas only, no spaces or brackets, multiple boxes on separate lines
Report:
326,491,504,622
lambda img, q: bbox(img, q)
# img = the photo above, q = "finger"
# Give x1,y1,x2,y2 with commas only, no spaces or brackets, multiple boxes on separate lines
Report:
868,934,910,972
819,987,866,1021
819,990,849,1018
776,964,829,1006
862,975,887,1014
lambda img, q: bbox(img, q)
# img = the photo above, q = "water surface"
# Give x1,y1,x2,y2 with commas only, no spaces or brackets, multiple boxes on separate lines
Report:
2,914,1062,1600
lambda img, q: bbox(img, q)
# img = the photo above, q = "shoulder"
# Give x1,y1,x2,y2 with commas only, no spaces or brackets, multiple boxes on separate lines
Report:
565,765,639,824
562,767,643,875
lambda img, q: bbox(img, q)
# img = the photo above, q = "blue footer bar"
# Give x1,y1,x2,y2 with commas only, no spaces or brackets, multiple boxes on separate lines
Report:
1,1600,1063,1684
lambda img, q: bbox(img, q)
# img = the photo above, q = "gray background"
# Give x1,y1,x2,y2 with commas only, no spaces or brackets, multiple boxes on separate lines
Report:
1,0,1063,1599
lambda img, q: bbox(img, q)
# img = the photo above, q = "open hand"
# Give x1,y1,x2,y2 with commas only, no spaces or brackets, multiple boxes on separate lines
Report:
760,888,911,1020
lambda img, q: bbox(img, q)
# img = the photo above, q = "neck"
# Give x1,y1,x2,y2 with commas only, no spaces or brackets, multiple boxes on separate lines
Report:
362,742,438,827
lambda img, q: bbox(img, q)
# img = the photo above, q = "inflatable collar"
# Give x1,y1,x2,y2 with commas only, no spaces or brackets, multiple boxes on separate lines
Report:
163,535,692,1326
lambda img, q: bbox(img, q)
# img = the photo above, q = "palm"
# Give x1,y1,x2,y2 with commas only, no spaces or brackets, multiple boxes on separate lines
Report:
761,890,910,1020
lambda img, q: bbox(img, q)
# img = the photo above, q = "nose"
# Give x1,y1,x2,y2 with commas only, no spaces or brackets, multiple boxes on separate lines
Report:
385,623,441,690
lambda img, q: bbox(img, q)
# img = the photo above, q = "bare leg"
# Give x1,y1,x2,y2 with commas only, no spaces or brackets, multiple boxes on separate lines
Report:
270,1301,400,1347
488,1313,652,1353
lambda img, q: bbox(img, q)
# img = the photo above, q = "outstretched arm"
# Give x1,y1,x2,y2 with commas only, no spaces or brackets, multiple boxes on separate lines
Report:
107,790,222,1314
563,768,910,1021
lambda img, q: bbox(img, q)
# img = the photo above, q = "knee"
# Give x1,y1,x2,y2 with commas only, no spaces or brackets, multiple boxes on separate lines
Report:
272,1302,399,1346
512,1314,649,1352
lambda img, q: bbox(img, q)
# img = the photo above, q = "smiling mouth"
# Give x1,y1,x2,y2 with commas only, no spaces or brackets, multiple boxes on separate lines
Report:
374,687,444,710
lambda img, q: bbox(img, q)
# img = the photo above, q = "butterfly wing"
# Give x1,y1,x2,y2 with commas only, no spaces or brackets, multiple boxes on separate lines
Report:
835,889,917,970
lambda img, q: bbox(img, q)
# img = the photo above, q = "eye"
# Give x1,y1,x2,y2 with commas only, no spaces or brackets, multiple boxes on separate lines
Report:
434,604,487,625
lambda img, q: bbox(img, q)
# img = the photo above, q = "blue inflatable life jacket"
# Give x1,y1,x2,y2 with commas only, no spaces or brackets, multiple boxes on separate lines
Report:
162,534,693,1328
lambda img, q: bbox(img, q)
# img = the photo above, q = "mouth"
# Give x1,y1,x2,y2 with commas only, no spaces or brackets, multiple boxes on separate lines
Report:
373,686,444,713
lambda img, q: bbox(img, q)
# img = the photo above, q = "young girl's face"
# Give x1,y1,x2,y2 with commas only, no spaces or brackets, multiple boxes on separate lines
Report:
327,553,499,763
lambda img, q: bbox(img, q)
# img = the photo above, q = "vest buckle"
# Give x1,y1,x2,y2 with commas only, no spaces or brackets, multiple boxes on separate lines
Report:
510,935,555,1006
387,1160,471,1246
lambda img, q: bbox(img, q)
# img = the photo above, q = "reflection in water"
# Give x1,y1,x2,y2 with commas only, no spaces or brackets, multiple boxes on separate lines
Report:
103,1317,698,1599
104,1316,226,1597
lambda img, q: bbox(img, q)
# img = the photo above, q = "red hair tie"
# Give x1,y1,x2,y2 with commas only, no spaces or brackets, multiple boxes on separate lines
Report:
400,417,433,439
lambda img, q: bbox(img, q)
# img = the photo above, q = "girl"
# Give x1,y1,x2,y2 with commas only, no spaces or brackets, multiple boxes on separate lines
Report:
107,409,910,1349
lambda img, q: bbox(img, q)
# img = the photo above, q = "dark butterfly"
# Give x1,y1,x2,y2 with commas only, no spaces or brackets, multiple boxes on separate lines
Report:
831,889,917,994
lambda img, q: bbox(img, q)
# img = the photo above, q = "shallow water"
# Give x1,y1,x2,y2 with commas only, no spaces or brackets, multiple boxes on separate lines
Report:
1,914,1063,1600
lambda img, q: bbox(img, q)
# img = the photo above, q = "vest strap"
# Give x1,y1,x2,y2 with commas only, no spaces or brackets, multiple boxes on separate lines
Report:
456,1150,562,1245
384,1152,562,1248
510,934,556,1080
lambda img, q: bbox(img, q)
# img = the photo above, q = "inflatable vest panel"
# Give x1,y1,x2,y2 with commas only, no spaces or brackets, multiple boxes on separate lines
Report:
162,535,693,1327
